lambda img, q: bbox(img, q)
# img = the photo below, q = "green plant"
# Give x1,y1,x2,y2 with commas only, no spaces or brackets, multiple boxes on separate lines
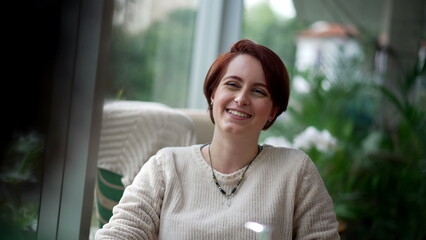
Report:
263,55,425,239
344,60,426,239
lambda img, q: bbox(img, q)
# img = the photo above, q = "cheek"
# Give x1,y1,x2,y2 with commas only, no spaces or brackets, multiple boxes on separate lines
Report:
256,101,274,118
213,90,232,104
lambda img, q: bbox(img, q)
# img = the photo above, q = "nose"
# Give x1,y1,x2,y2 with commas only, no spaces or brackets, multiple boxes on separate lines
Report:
234,91,250,106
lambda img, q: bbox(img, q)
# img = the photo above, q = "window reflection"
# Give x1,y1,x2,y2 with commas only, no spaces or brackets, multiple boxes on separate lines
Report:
0,1,59,237
0,132,44,238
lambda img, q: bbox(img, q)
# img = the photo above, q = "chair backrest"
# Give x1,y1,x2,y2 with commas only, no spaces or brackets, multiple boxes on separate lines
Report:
95,100,198,228
177,108,215,144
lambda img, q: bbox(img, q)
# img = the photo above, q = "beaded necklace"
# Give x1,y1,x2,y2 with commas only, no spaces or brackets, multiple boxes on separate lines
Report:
207,144,262,207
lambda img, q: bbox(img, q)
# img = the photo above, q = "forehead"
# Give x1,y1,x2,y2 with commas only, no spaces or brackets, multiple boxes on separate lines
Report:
223,54,266,82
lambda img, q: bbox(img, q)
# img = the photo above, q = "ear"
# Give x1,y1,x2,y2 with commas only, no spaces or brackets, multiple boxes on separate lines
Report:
269,106,279,121
211,93,216,102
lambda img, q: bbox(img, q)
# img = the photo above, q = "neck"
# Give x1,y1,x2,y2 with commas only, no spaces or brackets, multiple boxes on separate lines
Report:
207,132,260,174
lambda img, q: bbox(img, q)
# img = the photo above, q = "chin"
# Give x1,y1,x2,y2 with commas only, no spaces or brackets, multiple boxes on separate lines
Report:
220,122,261,136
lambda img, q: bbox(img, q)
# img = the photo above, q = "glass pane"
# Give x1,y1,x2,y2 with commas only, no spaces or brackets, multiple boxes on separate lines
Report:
90,1,199,238
243,0,301,71
105,0,199,108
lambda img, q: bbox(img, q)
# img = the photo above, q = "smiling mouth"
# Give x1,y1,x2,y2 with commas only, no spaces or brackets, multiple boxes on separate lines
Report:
226,109,252,119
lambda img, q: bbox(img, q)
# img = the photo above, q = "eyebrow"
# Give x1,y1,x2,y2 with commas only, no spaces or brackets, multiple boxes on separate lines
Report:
223,75,268,88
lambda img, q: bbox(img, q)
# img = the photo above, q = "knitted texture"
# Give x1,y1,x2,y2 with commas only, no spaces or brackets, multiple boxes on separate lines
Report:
97,101,196,186
96,145,340,240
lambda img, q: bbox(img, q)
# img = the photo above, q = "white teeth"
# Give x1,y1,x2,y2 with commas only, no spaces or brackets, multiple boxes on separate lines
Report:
227,109,251,118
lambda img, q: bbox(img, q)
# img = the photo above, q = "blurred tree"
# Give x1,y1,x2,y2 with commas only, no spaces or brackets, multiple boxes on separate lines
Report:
105,8,196,107
151,9,196,107
243,3,307,72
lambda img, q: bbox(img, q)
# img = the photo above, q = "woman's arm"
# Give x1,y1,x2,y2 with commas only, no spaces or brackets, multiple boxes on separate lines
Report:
293,156,340,240
95,154,165,240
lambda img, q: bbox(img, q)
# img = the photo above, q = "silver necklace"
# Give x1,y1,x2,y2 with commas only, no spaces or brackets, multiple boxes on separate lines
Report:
207,144,262,207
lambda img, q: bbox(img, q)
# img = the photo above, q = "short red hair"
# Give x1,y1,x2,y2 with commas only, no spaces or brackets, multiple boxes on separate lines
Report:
203,39,290,130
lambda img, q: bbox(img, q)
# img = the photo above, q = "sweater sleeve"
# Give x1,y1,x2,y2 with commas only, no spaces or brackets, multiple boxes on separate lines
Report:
95,153,165,240
293,155,340,240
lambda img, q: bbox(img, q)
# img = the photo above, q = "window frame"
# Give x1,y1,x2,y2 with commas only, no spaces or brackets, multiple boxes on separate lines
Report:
36,0,113,239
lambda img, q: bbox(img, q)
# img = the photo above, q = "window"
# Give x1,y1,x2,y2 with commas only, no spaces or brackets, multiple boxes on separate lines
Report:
243,0,300,71
105,0,199,108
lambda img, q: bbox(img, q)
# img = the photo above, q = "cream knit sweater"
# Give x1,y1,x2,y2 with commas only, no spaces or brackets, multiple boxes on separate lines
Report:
95,145,340,240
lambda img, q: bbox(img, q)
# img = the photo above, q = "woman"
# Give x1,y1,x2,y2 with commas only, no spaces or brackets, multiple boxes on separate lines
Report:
96,39,340,239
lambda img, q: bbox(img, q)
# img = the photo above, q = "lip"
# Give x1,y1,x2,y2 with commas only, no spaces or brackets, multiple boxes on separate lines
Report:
226,108,252,119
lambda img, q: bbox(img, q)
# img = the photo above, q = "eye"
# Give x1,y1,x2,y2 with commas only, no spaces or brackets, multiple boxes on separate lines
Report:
225,82,240,88
252,88,267,97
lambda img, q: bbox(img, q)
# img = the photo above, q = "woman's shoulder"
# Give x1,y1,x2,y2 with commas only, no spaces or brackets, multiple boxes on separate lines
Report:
262,144,309,159
139,145,198,173
260,144,320,178
261,144,313,168
156,144,199,156
149,144,201,165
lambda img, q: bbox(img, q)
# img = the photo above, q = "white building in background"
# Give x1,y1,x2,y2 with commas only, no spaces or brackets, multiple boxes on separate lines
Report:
295,21,362,81
113,0,198,33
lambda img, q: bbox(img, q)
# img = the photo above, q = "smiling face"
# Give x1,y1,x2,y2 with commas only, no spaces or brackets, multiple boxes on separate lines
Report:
211,54,277,137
